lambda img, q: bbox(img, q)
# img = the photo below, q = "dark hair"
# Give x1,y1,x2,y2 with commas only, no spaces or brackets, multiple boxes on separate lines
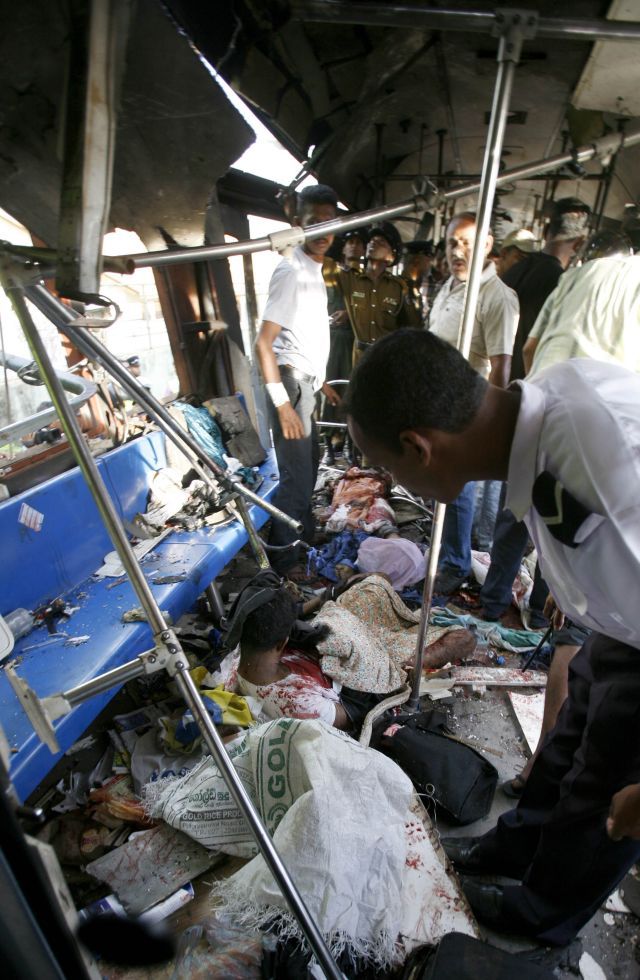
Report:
345,329,487,453
240,588,298,655
298,183,338,214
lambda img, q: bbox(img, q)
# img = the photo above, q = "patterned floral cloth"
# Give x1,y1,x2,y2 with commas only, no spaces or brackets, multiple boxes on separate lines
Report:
317,575,451,693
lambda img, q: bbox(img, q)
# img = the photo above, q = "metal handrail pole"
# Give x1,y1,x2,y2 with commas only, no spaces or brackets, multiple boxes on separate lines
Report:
25,283,302,539
292,1,640,42
408,27,520,708
4,269,343,980
406,501,446,709
126,197,424,269
102,125,640,273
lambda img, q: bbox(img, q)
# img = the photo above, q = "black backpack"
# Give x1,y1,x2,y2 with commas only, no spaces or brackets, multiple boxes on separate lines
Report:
379,709,498,825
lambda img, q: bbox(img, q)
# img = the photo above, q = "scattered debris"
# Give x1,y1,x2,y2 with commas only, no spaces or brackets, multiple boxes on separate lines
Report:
579,950,608,980
122,607,172,624
85,823,218,915
440,666,548,687
152,572,187,585
604,889,631,914
508,691,545,754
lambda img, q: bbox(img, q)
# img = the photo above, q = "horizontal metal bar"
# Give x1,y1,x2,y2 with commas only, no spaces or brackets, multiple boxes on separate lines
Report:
126,198,421,269
444,128,640,200
386,172,606,182
292,1,640,42
107,126,640,272
0,351,97,442
64,656,148,705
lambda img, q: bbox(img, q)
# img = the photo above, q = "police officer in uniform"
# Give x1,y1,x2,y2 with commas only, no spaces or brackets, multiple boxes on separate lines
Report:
338,222,421,367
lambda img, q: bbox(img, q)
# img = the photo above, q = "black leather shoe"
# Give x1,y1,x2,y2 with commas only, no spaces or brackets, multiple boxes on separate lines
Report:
460,878,505,929
442,836,497,874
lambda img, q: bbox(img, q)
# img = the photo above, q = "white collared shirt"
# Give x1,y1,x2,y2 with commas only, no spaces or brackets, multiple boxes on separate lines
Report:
261,246,330,390
429,262,519,377
529,255,640,377
506,358,640,649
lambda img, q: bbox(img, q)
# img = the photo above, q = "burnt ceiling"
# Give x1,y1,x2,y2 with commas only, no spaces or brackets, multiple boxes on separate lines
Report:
0,0,639,249
165,0,640,235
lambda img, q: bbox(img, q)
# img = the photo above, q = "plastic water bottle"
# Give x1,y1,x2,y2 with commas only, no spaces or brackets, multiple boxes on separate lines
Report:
4,608,34,640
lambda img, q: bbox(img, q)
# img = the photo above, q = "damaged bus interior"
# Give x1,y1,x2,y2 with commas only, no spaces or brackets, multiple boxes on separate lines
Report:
2,1,640,978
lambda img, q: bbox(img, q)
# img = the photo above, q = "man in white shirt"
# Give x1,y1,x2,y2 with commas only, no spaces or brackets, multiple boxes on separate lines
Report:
256,184,340,572
346,328,640,946
428,211,519,593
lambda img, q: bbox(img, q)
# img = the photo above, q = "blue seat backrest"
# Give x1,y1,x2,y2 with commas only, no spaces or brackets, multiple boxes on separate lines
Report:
0,431,167,615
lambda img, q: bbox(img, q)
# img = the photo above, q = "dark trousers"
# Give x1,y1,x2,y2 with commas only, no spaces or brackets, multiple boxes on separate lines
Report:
479,633,640,944
439,481,476,578
480,504,548,621
268,375,319,571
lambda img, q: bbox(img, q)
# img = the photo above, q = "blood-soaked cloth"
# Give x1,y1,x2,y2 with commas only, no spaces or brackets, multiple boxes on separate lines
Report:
322,466,396,534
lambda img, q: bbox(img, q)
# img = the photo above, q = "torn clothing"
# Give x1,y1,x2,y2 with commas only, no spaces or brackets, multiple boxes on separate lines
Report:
234,649,341,727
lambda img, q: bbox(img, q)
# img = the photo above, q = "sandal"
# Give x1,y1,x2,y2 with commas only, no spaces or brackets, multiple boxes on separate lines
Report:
501,774,527,799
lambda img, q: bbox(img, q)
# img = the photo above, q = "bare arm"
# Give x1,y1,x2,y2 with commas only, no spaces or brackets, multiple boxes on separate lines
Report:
333,702,351,730
255,320,305,439
488,353,511,388
522,336,539,375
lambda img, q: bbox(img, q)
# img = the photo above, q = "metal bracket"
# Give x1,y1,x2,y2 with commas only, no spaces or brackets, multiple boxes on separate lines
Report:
151,628,189,677
268,226,307,253
492,8,538,63
412,178,441,210
4,664,69,754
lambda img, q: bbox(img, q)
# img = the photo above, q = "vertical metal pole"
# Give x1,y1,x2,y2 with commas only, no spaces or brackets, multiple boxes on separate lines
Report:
408,20,524,708
3,270,342,980
407,502,445,708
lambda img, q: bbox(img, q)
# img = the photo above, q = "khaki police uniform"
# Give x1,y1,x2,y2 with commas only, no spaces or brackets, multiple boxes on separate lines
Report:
338,267,421,364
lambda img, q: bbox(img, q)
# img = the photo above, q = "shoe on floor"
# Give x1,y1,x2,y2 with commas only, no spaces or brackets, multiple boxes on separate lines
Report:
501,774,527,799
434,568,467,595
460,877,537,940
442,836,497,874
460,877,505,930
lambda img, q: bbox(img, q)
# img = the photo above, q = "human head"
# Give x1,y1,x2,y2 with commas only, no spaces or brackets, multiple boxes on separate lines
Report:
402,240,434,280
123,355,141,377
544,198,590,266
239,586,298,656
296,184,339,261
446,212,494,283
583,230,633,262
346,329,487,502
497,228,537,277
366,221,402,266
342,229,366,265
433,239,448,280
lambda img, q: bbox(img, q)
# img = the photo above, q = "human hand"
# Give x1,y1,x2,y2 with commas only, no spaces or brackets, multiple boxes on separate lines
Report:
607,784,640,841
322,382,341,407
543,594,565,631
330,310,349,328
277,402,305,439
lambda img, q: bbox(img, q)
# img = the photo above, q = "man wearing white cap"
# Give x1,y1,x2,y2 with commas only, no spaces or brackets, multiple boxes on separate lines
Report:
497,228,537,278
